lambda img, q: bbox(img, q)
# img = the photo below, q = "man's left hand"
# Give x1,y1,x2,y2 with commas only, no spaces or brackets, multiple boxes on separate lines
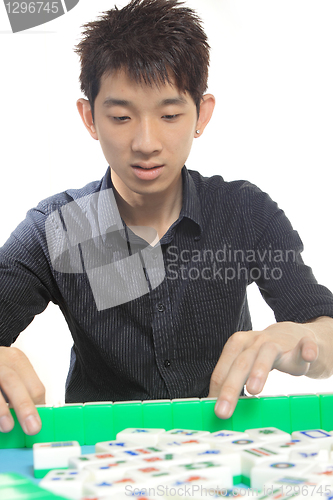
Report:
208,321,320,419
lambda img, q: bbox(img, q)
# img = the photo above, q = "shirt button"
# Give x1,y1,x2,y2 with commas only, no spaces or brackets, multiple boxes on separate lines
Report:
157,303,165,312
164,359,171,368
152,252,158,260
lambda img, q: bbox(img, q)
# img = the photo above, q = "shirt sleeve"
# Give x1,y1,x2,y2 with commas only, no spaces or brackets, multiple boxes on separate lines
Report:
0,206,60,346
247,184,333,323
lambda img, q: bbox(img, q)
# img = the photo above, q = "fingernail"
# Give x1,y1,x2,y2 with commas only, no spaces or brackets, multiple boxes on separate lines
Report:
0,415,14,433
23,414,41,435
215,400,231,419
248,377,262,393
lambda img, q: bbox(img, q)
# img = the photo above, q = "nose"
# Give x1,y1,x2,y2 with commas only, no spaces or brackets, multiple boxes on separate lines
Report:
132,118,162,156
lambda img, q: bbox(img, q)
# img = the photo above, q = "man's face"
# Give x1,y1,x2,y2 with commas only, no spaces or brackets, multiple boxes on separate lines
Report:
91,69,199,199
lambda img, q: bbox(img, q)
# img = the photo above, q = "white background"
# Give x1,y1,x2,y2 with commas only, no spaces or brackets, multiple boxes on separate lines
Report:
0,0,332,404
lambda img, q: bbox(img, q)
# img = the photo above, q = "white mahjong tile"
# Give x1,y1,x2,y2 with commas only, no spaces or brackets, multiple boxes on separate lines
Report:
291,430,333,451
158,439,210,454
251,459,317,490
188,449,242,477
162,474,233,500
40,469,90,500
245,427,291,443
263,475,333,500
114,446,166,461
84,458,139,482
104,493,162,500
308,463,333,485
215,437,262,454
290,449,329,463
69,451,125,470
201,430,250,448
158,429,210,444
33,441,81,470
253,438,322,455
169,460,233,488
137,451,194,468
116,428,166,446
241,443,289,479
82,476,139,497
95,439,139,453
128,465,182,485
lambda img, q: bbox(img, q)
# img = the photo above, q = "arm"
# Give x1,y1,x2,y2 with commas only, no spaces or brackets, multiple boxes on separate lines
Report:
0,207,59,435
209,316,333,419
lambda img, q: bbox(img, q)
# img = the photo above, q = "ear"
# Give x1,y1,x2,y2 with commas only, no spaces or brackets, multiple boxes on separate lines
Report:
76,98,99,140
195,94,215,138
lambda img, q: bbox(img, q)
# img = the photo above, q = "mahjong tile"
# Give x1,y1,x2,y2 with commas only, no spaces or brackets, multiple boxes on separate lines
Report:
33,441,81,470
245,427,291,443
137,451,193,468
84,459,139,482
241,443,289,479
253,438,322,455
158,429,210,444
169,460,233,488
158,439,210,454
128,465,182,485
69,451,123,470
82,476,139,497
188,449,242,477
216,438,262,454
263,475,333,500
289,449,329,463
116,428,166,446
308,463,333,485
291,430,333,452
162,474,232,500
251,459,317,490
95,440,139,453
201,430,250,448
40,469,90,500
114,446,166,461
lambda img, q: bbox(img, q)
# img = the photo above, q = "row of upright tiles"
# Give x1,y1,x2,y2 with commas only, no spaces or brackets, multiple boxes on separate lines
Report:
1,394,333,450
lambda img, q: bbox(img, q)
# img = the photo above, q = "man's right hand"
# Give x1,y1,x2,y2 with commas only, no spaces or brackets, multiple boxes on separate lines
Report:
0,346,45,435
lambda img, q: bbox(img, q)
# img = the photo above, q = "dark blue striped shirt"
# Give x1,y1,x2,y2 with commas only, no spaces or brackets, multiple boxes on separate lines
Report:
1,166,333,402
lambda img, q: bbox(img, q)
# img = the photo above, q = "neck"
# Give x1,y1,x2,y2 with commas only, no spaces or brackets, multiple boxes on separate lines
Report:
111,170,183,240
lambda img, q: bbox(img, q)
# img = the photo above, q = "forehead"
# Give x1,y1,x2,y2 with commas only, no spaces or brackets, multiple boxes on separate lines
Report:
96,69,194,107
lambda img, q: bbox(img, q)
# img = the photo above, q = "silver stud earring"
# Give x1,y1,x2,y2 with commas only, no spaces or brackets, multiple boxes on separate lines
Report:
196,130,200,134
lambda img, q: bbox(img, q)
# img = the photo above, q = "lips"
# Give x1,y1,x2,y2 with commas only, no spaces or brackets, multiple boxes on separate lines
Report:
131,163,163,169
131,164,165,180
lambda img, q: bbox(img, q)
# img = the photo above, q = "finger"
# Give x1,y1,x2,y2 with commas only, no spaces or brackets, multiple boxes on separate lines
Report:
300,336,318,363
0,365,42,435
273,336,318,376
208,331,254,398
214,345,263,419
4,348,45,405
246,341,282,395
0,389,15,433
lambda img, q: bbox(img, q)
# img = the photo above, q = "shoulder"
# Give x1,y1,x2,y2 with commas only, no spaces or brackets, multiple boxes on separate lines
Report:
33,178,103,218
187,168,270,206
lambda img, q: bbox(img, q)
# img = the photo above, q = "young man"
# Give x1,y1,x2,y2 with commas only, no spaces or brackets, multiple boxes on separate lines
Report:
1,0,333,436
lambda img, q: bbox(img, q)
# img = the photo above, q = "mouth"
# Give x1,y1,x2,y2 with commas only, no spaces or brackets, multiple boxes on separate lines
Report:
131,164,165,180
131,164,164,170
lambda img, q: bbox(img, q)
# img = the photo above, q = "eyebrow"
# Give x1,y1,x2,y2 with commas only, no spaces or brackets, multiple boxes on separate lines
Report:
102,96,188,108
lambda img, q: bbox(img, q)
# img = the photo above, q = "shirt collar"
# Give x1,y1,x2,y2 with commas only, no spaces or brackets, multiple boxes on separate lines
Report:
179,166,203,236
98,166,203,240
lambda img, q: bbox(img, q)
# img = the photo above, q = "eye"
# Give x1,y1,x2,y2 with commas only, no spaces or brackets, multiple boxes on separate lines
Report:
112,116,130,122
163,114,180,120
